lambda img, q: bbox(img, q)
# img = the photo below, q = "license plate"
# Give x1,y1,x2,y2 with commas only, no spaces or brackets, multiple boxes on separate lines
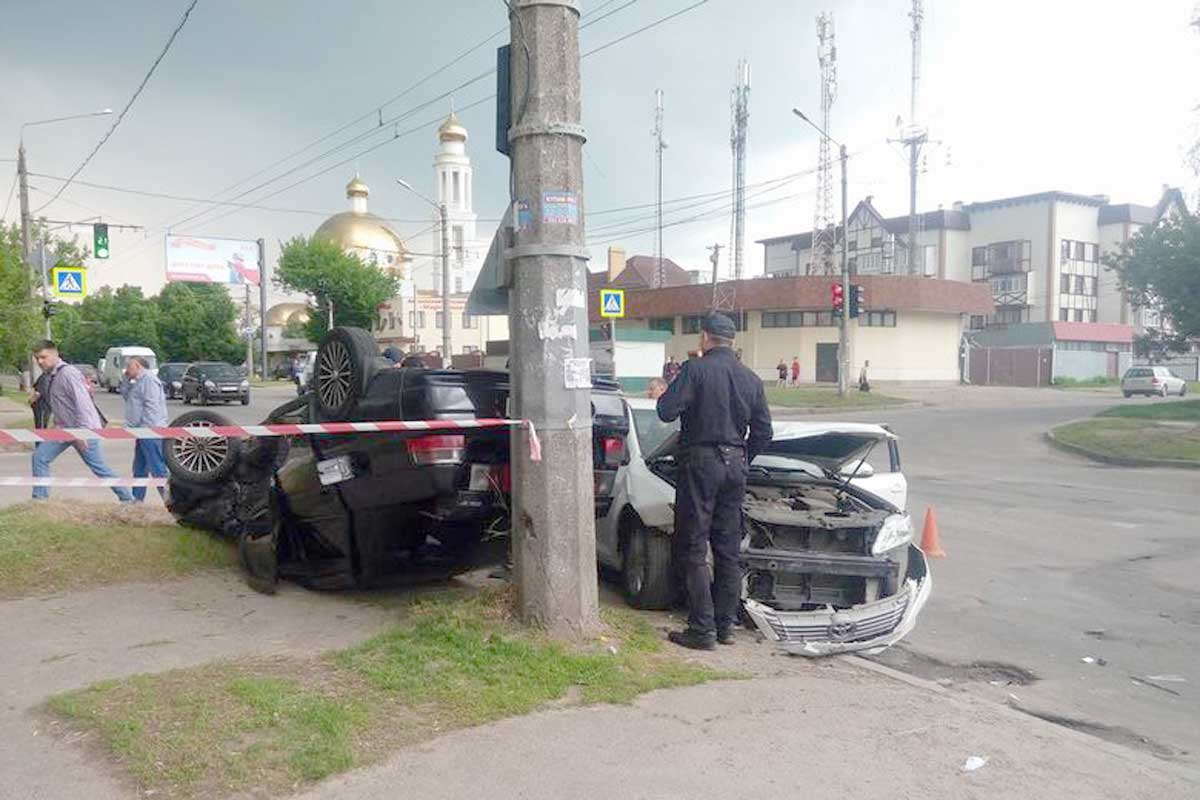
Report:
317,455,354,486
469,464,490,492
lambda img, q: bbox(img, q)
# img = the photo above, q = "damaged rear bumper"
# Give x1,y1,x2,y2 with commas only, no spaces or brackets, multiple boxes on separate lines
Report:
742,544,931,656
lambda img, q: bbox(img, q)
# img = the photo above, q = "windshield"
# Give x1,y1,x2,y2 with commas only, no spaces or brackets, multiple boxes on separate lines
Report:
632,408,678,456
202,364,240,379
120,354,157,369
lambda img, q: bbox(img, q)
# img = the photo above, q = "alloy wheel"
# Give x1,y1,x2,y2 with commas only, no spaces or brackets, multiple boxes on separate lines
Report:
317,340,353,412
170,420,230,476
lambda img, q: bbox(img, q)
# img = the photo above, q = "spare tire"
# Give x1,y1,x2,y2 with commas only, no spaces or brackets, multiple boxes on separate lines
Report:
164,409,243,484
314,327,380,419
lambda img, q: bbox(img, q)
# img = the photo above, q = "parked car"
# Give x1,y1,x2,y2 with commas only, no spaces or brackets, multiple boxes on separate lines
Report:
157,362,191,400
594,397,927,656
73,363,101,391
1121,366,1187,398
164,327,629,593
100,346,158,392
181,362,250,405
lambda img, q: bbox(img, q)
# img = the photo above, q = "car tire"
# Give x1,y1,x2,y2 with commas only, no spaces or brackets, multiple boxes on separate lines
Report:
1122,391,1132,398
1160,385,1168,398
241,395,250,406
314,326,380,419
164,409,243,484
621,516,675,610
1180,384,1187,397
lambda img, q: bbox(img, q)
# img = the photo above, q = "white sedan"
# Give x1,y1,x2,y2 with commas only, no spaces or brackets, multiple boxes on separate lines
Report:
595,397,930,656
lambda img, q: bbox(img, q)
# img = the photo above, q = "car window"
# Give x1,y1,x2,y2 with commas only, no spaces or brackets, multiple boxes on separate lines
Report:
631,408,678,456
202,364,239,379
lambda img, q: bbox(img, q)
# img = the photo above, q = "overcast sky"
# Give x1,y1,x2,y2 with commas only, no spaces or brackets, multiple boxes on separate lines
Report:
3,0,1197,305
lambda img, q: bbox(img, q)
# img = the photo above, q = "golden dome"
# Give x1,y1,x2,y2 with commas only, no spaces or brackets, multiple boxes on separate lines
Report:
315,212,410,267
438,111,468,143
266,302,311,327
346,174,369,197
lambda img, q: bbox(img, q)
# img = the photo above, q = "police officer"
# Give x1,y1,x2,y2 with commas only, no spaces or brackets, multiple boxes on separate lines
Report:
656,311,772,649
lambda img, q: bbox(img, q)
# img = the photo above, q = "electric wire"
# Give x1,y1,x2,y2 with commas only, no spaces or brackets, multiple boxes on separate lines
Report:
34,0,200,213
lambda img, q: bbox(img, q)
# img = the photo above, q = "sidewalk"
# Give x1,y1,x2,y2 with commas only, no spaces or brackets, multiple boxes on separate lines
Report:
0,572,1195,799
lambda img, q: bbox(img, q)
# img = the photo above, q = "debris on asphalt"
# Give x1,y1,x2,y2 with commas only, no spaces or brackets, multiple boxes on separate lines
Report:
1145,674,1186,683
961,755,989,772
1080,656,1107,666
1083,628,1108,639
1130,676,1183,697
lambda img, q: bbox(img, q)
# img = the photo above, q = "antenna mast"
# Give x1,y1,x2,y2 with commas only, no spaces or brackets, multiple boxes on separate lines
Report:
653,89,666,288
812,13,837,276
729,59,751,279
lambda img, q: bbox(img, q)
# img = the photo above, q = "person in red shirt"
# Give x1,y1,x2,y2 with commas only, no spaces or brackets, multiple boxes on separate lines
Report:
790,356,801,386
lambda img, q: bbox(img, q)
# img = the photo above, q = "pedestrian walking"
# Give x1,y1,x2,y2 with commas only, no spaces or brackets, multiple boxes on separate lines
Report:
776,359,788,387
29,340,133,503
858,360,872,393
122,355,169,502
656,312,772,650
790,356,801,386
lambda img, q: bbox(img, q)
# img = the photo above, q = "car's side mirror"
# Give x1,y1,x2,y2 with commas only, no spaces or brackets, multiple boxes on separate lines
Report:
841,461,875,478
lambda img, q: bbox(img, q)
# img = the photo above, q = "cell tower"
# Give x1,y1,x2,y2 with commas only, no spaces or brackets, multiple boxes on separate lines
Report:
653,89,667,288
901,0,928,274
729,59,751,280
811,13,837,276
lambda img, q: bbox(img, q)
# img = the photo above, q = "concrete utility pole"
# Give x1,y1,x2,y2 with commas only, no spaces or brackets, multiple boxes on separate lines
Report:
507,0,599,636
794,108,850,396
652,89,666,288
17,144,32,265
258,238,268,378
708,241,723,306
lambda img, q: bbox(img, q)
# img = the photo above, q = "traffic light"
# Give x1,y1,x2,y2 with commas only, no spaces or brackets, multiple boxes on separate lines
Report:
42,300,60,319
849,284,867,318
831,282,844,315
93,223,109,259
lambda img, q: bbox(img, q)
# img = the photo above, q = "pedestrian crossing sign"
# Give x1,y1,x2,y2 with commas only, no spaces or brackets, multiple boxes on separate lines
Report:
600,288,625,318
51,267,87,298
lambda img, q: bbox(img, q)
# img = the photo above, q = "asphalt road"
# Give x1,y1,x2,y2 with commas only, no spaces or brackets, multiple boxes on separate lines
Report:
811,388,1200,765
90,379,300,426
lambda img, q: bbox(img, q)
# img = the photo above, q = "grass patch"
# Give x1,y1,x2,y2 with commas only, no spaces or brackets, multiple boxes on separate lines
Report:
49,590,721,799
1097,398,1200,422
1052,376,1118,390
0,502,235,598
765,385,907,409
1053,417,1200,463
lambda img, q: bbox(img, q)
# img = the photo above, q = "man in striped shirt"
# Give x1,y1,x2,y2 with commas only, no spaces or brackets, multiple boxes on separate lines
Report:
30,340,133,503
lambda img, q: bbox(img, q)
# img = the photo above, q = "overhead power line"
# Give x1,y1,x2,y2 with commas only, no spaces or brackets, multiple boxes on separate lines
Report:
35,0,199,213
2,172,17,221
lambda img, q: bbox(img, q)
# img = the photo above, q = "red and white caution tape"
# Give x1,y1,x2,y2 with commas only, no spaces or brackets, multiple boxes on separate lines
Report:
0,477,168,488
0,418,543,461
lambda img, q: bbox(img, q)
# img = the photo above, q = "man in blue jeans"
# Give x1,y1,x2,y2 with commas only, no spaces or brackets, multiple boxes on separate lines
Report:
30,340,133,503
122,355,168,502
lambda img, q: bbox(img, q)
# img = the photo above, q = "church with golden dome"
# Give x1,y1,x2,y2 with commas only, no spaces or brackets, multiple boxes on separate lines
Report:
314,174,410,275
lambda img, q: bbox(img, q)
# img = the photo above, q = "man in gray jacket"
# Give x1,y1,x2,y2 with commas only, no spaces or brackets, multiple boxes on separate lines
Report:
122,355,169,502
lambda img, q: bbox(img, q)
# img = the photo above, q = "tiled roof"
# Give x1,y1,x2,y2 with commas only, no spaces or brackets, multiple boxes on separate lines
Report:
757,207,970,248
588,274,993,321
1050,322,1134,344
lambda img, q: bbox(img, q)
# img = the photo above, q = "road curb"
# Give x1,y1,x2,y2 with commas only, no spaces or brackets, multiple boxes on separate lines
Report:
1044,424,1200,470
844,654,1200,784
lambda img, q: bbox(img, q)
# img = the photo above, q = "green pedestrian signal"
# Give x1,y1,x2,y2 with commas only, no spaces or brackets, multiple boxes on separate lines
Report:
93,223,109,259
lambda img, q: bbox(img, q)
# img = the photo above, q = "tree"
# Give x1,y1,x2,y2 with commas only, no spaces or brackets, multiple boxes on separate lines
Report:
155,282,243,363
53,285,160,365
0,224,39,373
275,236,398,343
1107,215,1200,356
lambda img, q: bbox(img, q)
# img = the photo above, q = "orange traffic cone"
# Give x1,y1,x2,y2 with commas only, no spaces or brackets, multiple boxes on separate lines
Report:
920,506,946,558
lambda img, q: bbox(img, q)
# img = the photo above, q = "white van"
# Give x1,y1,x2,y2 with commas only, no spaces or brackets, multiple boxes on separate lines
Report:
100,346,158,393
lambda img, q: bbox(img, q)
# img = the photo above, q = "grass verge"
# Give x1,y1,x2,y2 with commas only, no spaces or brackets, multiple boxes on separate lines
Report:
1098,398,1200,422
0,502,235,599
1052,416,1200,463
1052,376,1119,390
765,385,907,409
49,590,721,799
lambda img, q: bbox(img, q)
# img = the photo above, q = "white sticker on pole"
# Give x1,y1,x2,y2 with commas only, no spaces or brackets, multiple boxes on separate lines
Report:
565,357,593,389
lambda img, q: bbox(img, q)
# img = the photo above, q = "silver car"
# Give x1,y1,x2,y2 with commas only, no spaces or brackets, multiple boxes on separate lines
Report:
1121,366,1187,398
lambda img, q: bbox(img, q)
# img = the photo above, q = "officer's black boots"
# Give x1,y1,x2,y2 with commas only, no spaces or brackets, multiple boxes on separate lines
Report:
668,629,717,650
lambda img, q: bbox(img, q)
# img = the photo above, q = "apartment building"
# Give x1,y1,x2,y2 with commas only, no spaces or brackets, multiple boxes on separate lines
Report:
758,187,1187,331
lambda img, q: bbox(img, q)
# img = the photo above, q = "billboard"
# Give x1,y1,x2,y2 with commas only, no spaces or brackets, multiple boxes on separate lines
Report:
165,235,261,285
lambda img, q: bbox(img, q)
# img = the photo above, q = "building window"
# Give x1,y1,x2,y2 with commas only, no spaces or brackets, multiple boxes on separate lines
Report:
452,172,461,204
682,315,702,334
858,310,897,327
972,246,987,267
455,276,464,293
1060,308,1070,322
1060,274,1071,294
649,317,675,334
969,315,985,330
410,311,428,329
436,311,445,329
452,225,464,253
993,307,1028,325
847,240,858,252
462,313,476,329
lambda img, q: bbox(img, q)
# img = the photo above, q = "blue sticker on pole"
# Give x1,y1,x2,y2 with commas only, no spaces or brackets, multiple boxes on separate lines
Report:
516,199,533,232
542,191,578,225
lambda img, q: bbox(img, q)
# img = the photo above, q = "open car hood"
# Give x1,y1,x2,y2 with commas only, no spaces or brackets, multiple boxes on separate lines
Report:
645,422,894,473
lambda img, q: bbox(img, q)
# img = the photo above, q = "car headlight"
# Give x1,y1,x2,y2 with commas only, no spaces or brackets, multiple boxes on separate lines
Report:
872,513,913,555
240,380,249,389
172,381,182,388
204,380,216,389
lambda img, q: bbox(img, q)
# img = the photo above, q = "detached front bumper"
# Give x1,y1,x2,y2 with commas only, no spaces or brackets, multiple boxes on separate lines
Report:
742,544,931,656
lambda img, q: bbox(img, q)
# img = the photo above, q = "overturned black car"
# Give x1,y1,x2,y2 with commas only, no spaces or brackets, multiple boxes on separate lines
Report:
164,327,628,592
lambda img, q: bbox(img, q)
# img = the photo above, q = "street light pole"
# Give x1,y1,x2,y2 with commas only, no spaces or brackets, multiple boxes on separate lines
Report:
793,108,850,396
397,178,452,365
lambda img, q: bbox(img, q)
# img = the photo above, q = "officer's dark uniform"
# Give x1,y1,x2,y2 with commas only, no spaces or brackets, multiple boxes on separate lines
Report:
656,312,772,648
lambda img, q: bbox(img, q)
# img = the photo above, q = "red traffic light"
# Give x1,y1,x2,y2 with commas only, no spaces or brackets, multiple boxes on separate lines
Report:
830,282,844,311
